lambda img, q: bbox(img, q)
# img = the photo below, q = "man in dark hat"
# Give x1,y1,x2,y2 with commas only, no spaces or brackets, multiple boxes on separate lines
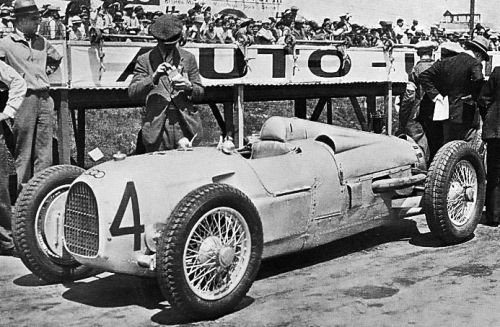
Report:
420,36,488,159
0,0,62,189
128,14,204,152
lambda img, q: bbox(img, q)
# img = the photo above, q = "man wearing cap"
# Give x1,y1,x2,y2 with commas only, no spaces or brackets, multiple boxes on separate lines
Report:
0,0,62,188
38,5,65,40
0,61,26,256
399,40,436,162
256,18,276,44
128,14,204,152
0,5,14,37
68,16,84,40
420,36,488,159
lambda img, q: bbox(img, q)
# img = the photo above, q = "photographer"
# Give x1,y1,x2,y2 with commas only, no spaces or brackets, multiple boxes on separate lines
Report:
128,14,204,152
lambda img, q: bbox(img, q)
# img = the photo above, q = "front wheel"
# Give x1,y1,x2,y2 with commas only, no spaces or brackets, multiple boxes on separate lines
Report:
156,183,263,319
423,141,486,244
12,165,97,283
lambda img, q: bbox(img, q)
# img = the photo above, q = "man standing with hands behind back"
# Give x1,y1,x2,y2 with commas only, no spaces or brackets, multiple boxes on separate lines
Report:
128,14,204,153
0,61,27,256
419,36,488,160
0,0,62,189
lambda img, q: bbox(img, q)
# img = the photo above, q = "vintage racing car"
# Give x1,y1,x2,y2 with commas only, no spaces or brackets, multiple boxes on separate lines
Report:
12,116,486,319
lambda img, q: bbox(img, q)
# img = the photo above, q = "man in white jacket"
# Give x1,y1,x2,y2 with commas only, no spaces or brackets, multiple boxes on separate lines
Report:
0,60,27,256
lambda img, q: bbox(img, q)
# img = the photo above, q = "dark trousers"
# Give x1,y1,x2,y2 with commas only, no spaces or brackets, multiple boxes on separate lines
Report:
486,140,500,222
0,123,13,250
422,119,475,162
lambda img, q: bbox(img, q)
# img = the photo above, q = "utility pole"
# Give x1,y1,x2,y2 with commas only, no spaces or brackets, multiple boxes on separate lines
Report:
469,0,475,36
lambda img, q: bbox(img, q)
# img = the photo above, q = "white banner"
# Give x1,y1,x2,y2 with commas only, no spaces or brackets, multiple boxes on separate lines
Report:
49,41,500,90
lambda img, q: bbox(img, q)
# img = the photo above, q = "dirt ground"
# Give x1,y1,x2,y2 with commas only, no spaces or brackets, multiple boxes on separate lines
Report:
2,215,500,327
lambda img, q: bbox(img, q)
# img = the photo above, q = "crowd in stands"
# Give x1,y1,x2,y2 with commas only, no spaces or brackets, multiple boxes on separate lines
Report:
0,0,499,50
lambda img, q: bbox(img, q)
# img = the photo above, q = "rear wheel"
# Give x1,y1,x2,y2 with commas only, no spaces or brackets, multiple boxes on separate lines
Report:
13,165,96,283
156,183,263,319
423,141,486,244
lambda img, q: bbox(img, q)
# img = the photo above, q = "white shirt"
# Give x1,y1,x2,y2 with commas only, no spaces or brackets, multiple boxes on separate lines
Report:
0,61,27,118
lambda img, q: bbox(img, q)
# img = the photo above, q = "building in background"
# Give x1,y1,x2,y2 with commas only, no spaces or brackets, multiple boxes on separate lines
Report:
440,10,481,33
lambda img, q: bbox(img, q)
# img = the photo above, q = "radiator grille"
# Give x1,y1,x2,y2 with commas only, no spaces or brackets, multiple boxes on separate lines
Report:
64,182,99,257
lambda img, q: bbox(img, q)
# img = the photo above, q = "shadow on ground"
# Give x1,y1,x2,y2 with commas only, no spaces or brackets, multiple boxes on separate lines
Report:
257,219,438,280
52,218,450,324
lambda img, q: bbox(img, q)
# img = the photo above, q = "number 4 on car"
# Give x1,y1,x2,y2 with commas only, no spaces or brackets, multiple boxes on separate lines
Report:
12,117,485,319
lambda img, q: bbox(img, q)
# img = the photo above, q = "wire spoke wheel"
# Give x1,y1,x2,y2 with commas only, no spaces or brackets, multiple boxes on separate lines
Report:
184,207,251,300
424,141,486,244
446,161,478,227
157,183,263,319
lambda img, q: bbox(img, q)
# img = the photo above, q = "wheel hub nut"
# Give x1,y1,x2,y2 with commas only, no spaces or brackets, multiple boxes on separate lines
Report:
198,236,222,264
465,187,475,202
218,247,235,268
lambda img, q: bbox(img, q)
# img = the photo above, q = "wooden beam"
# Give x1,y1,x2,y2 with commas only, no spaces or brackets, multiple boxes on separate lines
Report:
223,102,234,139
349,96,368,131
234,85,245,147
326,98,333,124
294,98,307,119
208,102,226,137
310,97,328,121
386,82,393,135
76,109,86,167
366,95,377,132
56,89,71,164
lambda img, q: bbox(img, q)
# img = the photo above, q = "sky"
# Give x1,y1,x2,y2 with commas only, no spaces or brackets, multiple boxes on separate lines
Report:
288,0,500,30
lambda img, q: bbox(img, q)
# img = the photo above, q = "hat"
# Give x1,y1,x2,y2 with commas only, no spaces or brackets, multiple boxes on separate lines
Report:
240,18,254,28
465,35,490,60
415,40,436,50
13,0,39,17
340,12,351,19
0,4,12,16
149,14,183,43
379,20,392,27
440,41,464,57
490,34,498,40
140,18,151,24
290,6,299,11
46,5,60,12
70,16,82,24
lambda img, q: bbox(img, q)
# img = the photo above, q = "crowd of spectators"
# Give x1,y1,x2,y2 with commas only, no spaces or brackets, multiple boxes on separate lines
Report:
0,0,499,50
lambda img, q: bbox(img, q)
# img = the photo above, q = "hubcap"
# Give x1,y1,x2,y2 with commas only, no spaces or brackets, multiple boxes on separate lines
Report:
183,207,251,301
447,160,478,227
35,185,73,262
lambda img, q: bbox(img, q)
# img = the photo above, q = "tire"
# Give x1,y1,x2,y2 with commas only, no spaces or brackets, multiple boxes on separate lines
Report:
13,165,96,283
423,141,486,244
156,183,263,319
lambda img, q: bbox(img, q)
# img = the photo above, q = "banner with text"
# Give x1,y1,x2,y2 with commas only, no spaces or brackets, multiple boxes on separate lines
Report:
50,42,500,89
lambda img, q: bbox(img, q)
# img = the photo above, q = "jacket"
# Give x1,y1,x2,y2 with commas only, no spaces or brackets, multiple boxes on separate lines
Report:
128,46,204,103
479,67,500,140
419,52,484,124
